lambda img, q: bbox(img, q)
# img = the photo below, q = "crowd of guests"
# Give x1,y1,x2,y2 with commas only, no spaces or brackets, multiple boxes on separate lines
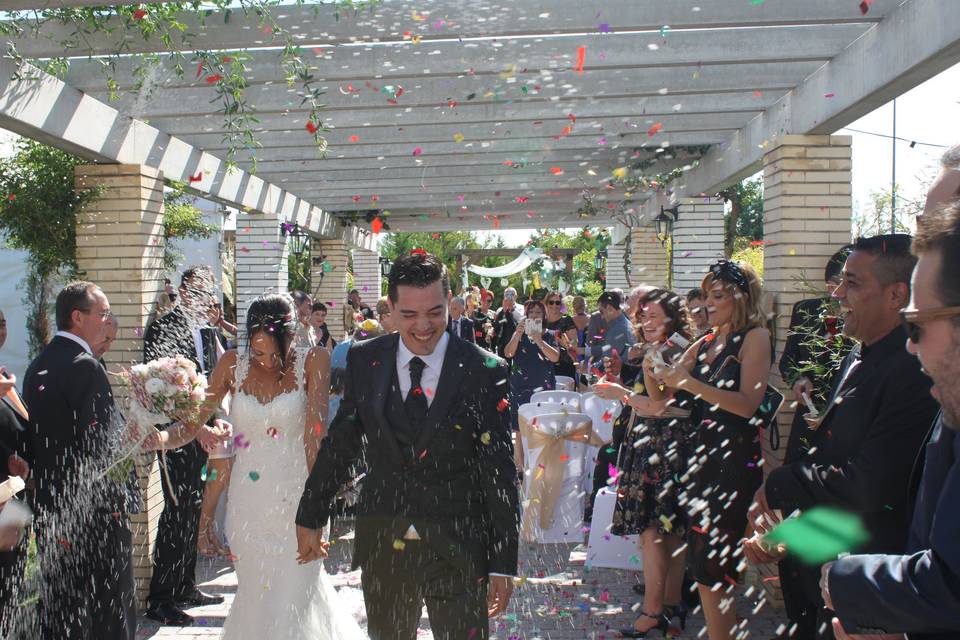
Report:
1,147,960,639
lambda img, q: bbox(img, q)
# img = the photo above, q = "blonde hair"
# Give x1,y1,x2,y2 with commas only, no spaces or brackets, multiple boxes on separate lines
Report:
700,262,766,333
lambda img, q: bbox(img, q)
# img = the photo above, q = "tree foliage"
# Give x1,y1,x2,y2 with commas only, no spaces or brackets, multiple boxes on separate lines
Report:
720,176,764,256
163,183,220,272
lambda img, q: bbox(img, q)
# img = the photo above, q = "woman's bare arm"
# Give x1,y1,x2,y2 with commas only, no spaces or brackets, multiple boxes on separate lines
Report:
303,347,331,472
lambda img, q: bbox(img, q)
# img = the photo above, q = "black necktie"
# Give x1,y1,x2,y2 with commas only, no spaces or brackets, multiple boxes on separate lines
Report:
405,356,429,424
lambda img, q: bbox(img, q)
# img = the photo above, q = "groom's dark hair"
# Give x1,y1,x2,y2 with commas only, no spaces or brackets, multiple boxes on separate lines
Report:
387,251,450,303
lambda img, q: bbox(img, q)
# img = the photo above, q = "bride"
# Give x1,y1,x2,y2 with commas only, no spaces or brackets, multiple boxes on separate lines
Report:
179,293,366,639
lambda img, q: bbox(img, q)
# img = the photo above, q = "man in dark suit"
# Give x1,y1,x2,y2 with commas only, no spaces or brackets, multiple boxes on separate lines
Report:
143,265,225,626
746,235,940,640
779,247,853,464
447,295,476,343
296,251,520,640
24,282,136,639
822,202,960,640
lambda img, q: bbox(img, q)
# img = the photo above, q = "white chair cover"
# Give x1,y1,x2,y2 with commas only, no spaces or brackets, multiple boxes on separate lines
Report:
579,392,625,495
529,390,581,411
517,409,591,543
554,375,576,391
585,487,642,570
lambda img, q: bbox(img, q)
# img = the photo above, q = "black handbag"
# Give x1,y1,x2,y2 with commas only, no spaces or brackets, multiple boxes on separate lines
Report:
708,354,786,450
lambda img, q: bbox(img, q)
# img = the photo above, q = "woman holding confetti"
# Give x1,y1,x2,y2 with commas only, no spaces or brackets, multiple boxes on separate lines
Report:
645,261,771,640
592,288,696,638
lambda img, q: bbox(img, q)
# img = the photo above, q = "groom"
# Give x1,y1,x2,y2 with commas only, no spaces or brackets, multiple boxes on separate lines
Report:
296,250,520,640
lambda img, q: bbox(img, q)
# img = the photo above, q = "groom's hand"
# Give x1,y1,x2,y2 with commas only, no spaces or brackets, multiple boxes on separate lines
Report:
487,575,513,618
296,525,329,564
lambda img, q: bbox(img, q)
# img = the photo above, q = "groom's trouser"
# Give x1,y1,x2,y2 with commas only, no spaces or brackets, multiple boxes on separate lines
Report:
148,441,207,607
361,539,488,640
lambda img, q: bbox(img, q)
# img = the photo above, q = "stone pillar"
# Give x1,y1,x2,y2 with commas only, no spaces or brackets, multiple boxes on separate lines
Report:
235,212,289,320
671,197,726,292
628,227,668,288
756,133,853,599
604,241,629,292
351,247,382,303
74,164,166,609
310,237,350,341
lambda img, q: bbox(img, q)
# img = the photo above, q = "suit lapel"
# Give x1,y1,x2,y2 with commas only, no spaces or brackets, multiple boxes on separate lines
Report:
414,336,468,455
2,389,28,424
816,345,863,426
371,335,405,466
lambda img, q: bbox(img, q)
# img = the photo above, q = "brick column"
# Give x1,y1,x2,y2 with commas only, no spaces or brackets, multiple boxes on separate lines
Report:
310,237,350,341
235,212,289,320
74,164,166,609
628,227,668,288
351,247,382,302
756,133,853,599
672,197,726,291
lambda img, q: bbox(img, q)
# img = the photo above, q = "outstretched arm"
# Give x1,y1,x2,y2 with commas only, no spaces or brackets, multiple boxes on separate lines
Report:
303,347,331,471
296,346,365,532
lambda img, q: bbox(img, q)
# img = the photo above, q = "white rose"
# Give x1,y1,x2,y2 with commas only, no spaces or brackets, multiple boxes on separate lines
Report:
144,378,165,395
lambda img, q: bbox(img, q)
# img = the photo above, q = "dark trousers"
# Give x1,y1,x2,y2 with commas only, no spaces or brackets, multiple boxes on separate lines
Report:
38,515,135,640
779,557,833,640
0,542,26,633
148,441,207,607
361,540,488,640
586,441,618,521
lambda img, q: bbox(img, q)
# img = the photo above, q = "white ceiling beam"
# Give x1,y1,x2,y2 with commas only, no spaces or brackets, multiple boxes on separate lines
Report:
0,58,374,249
674,0,960,203
5,0,897,59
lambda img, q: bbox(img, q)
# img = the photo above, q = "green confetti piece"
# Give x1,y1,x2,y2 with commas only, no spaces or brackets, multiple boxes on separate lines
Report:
484,357,499,368
200,463,208,481
248,471,260,481
208,469,218,481
764,507,869,565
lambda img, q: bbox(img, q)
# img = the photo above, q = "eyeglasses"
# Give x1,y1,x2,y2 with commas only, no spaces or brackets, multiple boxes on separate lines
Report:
546,300,562,306
503,293,516,299
899,306,960,343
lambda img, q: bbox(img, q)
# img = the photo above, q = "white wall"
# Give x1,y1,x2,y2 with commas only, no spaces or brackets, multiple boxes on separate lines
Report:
0,247,33,382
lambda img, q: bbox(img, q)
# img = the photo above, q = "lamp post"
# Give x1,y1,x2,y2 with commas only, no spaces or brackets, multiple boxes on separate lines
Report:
654,205,680,247
280,222,310,258
593,248,607,280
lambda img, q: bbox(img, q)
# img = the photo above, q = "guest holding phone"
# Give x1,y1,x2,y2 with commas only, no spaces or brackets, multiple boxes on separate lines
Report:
644,261,771,640
505,299,560,435
592,289,697,637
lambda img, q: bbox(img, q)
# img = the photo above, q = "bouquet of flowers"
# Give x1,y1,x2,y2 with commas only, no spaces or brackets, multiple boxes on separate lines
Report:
102,356,208,481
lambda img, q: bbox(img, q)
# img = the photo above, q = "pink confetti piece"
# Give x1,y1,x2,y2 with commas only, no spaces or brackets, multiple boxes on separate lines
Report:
412,147,422,156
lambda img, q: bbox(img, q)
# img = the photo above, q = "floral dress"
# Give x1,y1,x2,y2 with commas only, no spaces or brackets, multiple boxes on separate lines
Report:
611,389,694,538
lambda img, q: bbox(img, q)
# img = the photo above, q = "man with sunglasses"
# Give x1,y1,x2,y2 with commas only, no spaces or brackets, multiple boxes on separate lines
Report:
822,204,960,640
746,234,939,640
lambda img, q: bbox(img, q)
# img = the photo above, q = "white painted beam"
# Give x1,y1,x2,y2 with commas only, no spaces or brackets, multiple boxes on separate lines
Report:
0,59,374,249
676,0,960,201
6,0,896,59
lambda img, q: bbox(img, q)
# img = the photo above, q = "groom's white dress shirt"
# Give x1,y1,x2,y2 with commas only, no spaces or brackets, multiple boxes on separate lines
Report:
395,331,512,578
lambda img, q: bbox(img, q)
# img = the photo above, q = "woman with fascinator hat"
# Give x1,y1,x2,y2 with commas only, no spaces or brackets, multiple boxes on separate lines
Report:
160,293,367,639
640,260,772,640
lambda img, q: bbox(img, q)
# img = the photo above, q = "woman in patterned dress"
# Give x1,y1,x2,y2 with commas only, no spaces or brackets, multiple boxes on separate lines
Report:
592,288,696,637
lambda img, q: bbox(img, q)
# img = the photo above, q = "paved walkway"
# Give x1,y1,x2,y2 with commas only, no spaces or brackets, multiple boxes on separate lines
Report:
138,521,787,639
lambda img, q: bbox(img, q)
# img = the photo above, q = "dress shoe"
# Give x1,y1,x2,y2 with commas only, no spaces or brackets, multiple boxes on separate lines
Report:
176,589,225,607
145,603,193,626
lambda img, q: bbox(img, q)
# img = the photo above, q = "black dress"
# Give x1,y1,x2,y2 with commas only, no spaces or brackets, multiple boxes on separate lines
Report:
685,330,764,587
612,388,694,538
544,315,577,379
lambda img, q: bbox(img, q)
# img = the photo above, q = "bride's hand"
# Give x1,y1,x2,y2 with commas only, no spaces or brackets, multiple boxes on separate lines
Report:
296,525,329,564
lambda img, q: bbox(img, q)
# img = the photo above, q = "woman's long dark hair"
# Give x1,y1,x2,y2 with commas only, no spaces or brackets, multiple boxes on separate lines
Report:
245,294,299,371
633,288,695,344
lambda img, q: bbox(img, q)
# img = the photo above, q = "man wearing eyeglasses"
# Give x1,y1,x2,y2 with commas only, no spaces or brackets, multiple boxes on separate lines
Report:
493,288,523,358
820,203,960,640
746,234,939,640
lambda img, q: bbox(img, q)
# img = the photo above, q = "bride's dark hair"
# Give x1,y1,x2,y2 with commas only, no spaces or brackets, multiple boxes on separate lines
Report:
245,294,299,370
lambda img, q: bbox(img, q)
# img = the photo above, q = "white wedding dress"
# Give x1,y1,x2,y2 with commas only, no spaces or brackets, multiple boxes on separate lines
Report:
221,349,367,640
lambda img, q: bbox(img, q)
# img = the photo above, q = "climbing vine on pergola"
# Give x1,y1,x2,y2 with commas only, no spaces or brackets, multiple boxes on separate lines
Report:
0,0,377,172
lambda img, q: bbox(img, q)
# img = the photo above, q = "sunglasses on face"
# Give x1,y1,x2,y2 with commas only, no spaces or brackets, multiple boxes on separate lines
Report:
546,300,562,305
899,306,960,343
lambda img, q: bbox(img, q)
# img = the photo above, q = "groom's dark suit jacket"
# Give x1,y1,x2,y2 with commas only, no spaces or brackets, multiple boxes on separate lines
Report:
296,332,520,577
